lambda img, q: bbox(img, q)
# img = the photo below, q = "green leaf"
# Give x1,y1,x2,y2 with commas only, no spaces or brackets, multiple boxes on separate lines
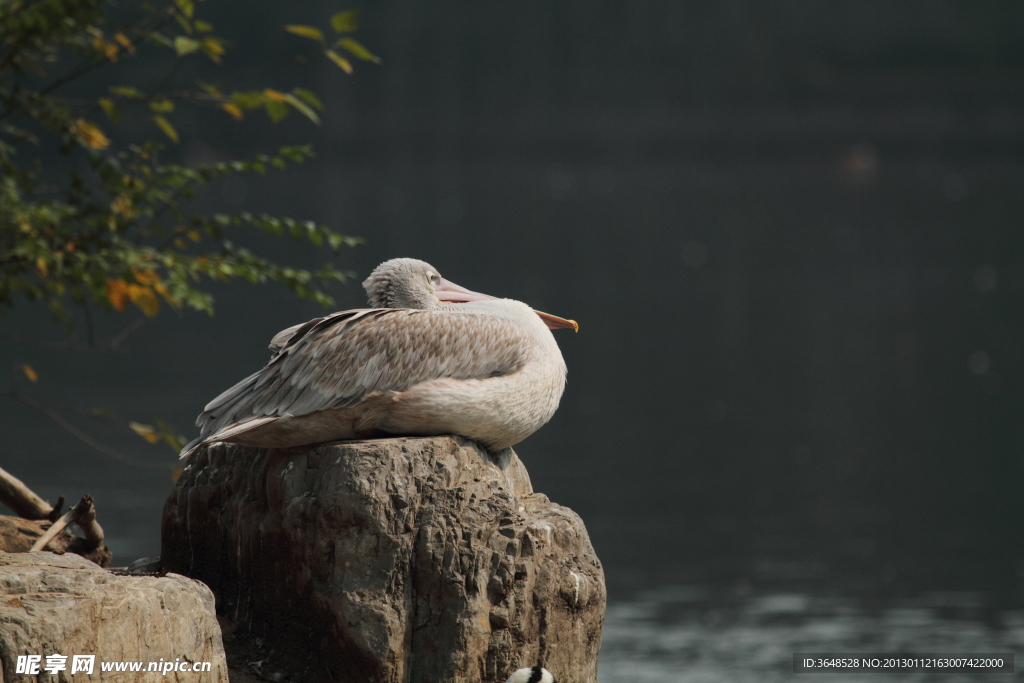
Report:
149,98,174,113
282,93,320,125
263,99,289,123
231,91,266,109
173,35,201,56
324,49,352,74
338,37,380,63
98,98,120,124
110,85,145,99
330,10,358,32
293,88,324,111
285,25,323,41
194,20,213,32
174,0,194,19
153,115,179,143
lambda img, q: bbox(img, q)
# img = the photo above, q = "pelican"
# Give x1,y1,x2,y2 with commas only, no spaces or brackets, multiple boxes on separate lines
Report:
180,258,576,459
507,667,556,683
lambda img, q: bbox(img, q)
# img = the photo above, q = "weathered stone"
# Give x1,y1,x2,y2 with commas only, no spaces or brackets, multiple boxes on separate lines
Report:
0,551,228,682
162,436,605,683
0,515,112,568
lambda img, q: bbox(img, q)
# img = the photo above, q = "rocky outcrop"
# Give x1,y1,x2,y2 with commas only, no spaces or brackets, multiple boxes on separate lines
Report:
0,551,227,682
162,436,605,683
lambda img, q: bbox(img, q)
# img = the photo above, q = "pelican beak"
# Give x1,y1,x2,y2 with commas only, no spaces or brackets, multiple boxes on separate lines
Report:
436,278,579,332
535,310,579,332
434,278,497,303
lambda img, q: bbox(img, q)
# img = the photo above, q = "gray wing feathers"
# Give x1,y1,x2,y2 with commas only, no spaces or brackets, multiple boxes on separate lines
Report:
193,307,530,443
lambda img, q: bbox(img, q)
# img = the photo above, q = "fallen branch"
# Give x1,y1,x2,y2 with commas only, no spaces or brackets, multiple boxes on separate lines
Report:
0,465,54,520
30,495,104,552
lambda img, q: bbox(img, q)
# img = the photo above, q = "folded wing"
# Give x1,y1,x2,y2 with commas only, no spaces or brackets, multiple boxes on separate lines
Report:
194,307,532,443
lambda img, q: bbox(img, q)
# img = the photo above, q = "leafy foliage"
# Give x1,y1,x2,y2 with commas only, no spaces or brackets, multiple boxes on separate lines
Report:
0,0,373,325
0,0,376,460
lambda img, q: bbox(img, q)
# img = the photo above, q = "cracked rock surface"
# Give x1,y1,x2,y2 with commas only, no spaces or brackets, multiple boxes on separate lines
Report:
0,551,228,682
162,436,605,683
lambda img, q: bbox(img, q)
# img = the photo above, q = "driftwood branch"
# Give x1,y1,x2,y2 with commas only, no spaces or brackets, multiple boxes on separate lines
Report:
0,465,54,520
30,495,104,552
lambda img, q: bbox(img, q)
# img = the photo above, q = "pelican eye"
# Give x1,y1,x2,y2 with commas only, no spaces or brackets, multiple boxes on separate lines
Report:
429,273,441,286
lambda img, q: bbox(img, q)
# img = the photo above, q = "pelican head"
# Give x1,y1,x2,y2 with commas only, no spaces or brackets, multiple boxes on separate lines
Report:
363,257,578,331
506,666,556,683
363,258,446,309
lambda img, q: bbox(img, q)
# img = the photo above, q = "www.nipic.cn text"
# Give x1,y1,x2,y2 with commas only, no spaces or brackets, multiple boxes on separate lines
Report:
16,655,213,675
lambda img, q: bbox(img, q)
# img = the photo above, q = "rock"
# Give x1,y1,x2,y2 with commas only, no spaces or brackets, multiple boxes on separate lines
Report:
162,436,605,683
0,515,112,568
125,555,162,574
0,551,228,681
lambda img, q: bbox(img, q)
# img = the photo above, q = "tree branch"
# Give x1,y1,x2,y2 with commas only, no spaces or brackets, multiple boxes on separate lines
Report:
5,390,176,470
0,315,146,351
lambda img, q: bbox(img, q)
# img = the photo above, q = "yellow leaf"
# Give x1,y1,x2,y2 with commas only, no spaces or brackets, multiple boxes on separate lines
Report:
35,258,48,277
221,102,243,120
114,32,135,53
110,85,145,99
325,50,352,74
111,194,133,217
285,25,323,41
71,119,110,149
174,238,187,248
263,88,286,102
129,422,160,444
128,284,160,317
187,229,202,242
98,97,120,124
200,37,225,63
106,279,130,312
153,115,179,143
131,267,160,285
149,99,174,113
20,364,38,383
91,31,118,60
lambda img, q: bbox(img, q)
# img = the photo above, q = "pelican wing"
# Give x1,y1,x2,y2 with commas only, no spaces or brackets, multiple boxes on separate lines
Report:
196,307,532,440
268,318,322,354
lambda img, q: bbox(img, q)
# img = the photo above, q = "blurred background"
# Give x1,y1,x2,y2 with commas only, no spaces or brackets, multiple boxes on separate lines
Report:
3,1,1024,679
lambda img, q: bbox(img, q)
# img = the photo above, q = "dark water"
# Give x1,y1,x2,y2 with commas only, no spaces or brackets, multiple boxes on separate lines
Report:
599,586,1023,682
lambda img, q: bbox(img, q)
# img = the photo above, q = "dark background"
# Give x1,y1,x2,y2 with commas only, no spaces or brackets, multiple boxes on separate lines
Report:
3,0,1024,606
